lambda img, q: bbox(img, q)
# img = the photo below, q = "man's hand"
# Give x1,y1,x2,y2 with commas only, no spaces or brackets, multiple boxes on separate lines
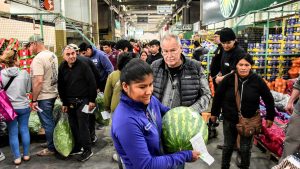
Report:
32,102,38,111
215,75,224,84
191,150,200,162
285,102,294,115
62,106,68,113
210,116,217,123
88,102,96,112
266,120,273,128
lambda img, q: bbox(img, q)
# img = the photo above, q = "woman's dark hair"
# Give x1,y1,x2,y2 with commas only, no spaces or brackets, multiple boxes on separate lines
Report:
117,52,133,71
115,39,133,52
235,53,254,67
140,50,148,57
120,58,153,85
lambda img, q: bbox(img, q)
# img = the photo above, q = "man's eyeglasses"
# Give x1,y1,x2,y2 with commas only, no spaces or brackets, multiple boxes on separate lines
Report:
162,48,180,56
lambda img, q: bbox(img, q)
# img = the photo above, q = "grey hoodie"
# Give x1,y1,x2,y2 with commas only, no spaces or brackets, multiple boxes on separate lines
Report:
1,67,31,109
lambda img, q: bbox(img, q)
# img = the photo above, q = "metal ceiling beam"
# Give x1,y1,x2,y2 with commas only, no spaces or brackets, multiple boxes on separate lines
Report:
113,1,183,6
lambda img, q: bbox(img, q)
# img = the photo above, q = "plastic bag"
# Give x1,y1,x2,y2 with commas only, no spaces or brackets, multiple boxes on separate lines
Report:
28,111,41,135
95,93,110,126
53,113,74,157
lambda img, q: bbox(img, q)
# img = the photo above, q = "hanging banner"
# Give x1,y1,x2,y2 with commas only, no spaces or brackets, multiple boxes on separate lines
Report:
39,0,54,11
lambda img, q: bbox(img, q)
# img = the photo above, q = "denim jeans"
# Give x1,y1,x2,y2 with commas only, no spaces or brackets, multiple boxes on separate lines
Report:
7,107,31,159
37,98,56,152
67,99,91,151
222,120,253,169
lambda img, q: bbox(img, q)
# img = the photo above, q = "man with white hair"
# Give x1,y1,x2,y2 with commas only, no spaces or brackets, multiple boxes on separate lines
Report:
151,34,211,169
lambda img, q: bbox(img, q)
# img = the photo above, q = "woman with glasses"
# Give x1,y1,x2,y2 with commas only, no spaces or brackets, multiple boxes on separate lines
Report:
0,50,31,165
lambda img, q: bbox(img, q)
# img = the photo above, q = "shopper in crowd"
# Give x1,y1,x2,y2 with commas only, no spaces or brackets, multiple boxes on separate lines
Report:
193,33,200,42
27,35,58,156
139,50,148,62
192,40,209,62
210,53,275,169
111,58,200,169
104,52,134,114
214,28,246,85
210,30,223,90
151,34,211,169
102,41,119,70
0,150,5,162
0,50,31,165
103,52,134,162
280,74,300,161
115,39,134,53
146,39,162,65
78,42,113,92
69,43,101,144
142,43,150,55
58,45,97,162
151,34,211,113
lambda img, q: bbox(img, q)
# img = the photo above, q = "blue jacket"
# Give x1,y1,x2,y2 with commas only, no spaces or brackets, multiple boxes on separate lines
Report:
111,93,192,169
90,47,113,82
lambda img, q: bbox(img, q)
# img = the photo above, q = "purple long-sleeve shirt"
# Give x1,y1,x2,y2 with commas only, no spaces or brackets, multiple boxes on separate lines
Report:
111,93,192,169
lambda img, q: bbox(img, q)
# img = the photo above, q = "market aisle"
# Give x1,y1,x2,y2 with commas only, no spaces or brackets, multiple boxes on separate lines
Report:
0,123,278,169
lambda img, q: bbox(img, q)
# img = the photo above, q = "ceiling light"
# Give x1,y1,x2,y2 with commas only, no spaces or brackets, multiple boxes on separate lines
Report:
148,4,151,7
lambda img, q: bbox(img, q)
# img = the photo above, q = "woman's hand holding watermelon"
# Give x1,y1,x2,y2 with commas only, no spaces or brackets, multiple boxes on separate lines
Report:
191,150,200,162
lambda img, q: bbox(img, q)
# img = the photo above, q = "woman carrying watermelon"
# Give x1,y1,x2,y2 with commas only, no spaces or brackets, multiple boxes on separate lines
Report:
211,53,275,169
111,58,200,169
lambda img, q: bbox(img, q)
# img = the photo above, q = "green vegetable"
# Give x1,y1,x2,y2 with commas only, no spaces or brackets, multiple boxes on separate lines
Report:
95,94,110,126
53,113,74,157
28,111,41,135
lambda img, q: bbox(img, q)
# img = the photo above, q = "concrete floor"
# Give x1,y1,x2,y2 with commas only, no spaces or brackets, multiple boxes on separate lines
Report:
0,123,278,169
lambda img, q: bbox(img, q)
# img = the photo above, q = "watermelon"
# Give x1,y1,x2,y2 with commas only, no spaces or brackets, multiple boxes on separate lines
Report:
162,106,208,153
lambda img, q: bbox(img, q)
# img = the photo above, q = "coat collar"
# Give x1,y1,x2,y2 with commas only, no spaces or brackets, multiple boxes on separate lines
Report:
120,92,149,111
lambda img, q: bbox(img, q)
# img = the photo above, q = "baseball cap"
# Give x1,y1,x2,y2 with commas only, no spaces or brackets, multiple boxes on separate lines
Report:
68,44,80,51
28,35,43,43
25,35,43,48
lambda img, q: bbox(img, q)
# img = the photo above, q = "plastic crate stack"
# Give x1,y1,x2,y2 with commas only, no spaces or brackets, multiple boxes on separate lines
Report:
248,15,300,81
181,39,194,58
18,49,33,106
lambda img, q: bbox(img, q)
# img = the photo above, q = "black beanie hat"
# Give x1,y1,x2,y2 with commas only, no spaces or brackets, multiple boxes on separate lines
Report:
220,28,236,42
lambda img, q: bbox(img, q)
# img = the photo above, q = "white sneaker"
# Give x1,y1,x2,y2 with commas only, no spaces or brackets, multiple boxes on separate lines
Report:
0,152,5,162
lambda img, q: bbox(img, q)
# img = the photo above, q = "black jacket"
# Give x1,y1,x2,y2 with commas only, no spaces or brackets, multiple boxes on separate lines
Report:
146,52,163,65
192,47,209,62
151,55,211,112
211,72,276,123
220,43,246,75
210,44,223,78
58,59,97,106
77,55,101,90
